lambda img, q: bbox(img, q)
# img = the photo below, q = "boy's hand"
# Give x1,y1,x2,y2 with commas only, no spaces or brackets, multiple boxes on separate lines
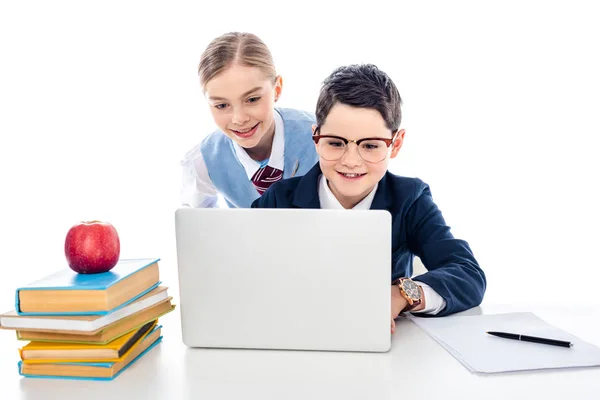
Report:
391,285,408,333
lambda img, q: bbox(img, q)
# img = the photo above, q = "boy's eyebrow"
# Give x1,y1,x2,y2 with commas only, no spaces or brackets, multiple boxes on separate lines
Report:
319,130,395,140
208,87,263,102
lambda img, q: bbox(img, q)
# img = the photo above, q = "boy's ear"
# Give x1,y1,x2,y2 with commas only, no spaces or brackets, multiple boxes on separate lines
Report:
390,129,405,158
274,75,283,102
312,124,319,153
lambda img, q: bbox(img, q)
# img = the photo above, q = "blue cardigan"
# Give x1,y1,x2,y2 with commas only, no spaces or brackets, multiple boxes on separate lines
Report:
200,108,318,208
251,163,486,317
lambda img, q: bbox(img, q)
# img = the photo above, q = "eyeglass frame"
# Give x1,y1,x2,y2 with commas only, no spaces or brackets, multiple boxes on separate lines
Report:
311,125,399,163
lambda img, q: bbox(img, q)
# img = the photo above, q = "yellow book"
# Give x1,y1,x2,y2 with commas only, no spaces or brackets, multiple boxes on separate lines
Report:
19,327,162,380
16,258,160,314
20,320,157,363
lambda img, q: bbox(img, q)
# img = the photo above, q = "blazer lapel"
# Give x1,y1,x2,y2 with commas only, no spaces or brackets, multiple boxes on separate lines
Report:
291,163,322,209
370,172,393,210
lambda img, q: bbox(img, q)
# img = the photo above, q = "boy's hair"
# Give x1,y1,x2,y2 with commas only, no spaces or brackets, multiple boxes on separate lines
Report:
315,64,402,132
198,32,276,89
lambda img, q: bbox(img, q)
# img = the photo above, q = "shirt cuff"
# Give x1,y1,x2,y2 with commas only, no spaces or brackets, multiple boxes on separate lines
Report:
412,282,446,315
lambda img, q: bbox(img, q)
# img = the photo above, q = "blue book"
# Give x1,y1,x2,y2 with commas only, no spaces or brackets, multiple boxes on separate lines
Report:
18,325,163,380
15,258,161,316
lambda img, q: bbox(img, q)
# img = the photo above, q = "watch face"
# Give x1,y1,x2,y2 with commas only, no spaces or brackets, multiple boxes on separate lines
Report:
401,279,421,300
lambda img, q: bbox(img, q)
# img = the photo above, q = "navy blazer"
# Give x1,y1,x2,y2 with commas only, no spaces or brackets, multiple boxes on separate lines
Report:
251,163,486,317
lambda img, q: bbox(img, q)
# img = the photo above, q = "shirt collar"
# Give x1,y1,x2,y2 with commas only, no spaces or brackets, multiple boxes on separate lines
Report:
291,163,392,210
233,110,285,180
318,174,378,210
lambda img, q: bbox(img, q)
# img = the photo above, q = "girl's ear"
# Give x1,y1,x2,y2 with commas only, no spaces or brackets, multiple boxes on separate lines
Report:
390,129,405,158
311,124,317,135
274,75,283,102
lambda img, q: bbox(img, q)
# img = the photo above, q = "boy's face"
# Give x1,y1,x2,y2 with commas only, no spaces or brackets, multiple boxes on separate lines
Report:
204,64,282,152
314,103,404,209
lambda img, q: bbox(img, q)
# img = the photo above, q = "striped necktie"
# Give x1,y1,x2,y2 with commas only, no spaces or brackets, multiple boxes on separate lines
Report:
251,165,283,195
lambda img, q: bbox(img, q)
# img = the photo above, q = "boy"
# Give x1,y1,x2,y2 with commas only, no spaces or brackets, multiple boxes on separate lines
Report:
251,64,486,330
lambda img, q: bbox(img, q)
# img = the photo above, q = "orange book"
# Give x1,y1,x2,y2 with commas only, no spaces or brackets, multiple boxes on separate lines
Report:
19,327,163,380
20,321,157,363
15,300,174,344
1,286,169,332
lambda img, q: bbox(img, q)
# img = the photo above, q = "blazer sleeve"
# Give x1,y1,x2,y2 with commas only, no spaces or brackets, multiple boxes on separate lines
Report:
406,184,486,317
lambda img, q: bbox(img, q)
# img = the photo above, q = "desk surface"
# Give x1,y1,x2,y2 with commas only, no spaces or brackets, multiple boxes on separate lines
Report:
1,304,599,400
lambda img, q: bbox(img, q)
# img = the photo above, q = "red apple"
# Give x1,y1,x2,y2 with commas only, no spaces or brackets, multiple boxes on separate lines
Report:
65,221,120,274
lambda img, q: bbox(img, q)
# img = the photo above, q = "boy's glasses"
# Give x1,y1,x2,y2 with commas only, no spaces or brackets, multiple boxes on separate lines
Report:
312,126,397,163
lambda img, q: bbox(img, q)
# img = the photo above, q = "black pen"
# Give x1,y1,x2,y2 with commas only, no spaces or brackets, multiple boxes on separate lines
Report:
487,331,573,348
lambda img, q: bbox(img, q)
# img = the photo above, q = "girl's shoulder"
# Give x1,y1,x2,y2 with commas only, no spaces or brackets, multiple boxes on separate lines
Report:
180,129,230,165
276,107,316,123
180,141,203,166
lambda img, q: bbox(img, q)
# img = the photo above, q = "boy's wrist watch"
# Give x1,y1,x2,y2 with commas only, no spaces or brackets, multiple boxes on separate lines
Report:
393,277,422,312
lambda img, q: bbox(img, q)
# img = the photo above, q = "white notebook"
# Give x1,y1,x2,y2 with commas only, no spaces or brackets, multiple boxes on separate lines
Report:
409,312,600,374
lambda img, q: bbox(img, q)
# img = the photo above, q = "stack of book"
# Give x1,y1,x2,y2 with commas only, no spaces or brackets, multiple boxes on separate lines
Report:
0,258,175,380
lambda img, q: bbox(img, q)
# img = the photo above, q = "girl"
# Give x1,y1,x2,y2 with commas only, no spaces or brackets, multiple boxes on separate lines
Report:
180,32,318,208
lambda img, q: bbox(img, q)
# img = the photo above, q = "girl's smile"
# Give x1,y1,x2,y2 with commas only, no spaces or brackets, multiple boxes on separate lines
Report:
230,122,260,139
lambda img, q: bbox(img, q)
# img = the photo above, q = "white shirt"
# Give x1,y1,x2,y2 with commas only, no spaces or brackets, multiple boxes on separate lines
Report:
180,112,286,208
317,175,447,315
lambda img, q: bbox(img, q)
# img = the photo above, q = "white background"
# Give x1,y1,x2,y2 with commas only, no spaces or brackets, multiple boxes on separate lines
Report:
0,0,599,314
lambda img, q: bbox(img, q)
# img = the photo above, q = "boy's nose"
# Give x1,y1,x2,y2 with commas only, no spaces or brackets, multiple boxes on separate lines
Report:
340,143,363,167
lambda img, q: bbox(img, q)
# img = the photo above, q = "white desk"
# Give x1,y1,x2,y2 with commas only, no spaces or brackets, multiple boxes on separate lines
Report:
1,304,599,400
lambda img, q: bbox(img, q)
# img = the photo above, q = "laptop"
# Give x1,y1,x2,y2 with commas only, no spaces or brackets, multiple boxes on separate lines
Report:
174,208,391,352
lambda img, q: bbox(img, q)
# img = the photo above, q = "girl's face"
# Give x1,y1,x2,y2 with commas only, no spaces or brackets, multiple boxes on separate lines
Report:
204,64,282,155
314,103,404,209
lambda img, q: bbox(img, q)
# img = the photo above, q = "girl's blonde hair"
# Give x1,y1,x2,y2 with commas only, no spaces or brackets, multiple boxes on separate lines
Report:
198,32,276,89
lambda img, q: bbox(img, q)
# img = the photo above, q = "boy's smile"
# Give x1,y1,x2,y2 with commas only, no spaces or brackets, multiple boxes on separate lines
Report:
337,171,367,180
315,103,404,209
